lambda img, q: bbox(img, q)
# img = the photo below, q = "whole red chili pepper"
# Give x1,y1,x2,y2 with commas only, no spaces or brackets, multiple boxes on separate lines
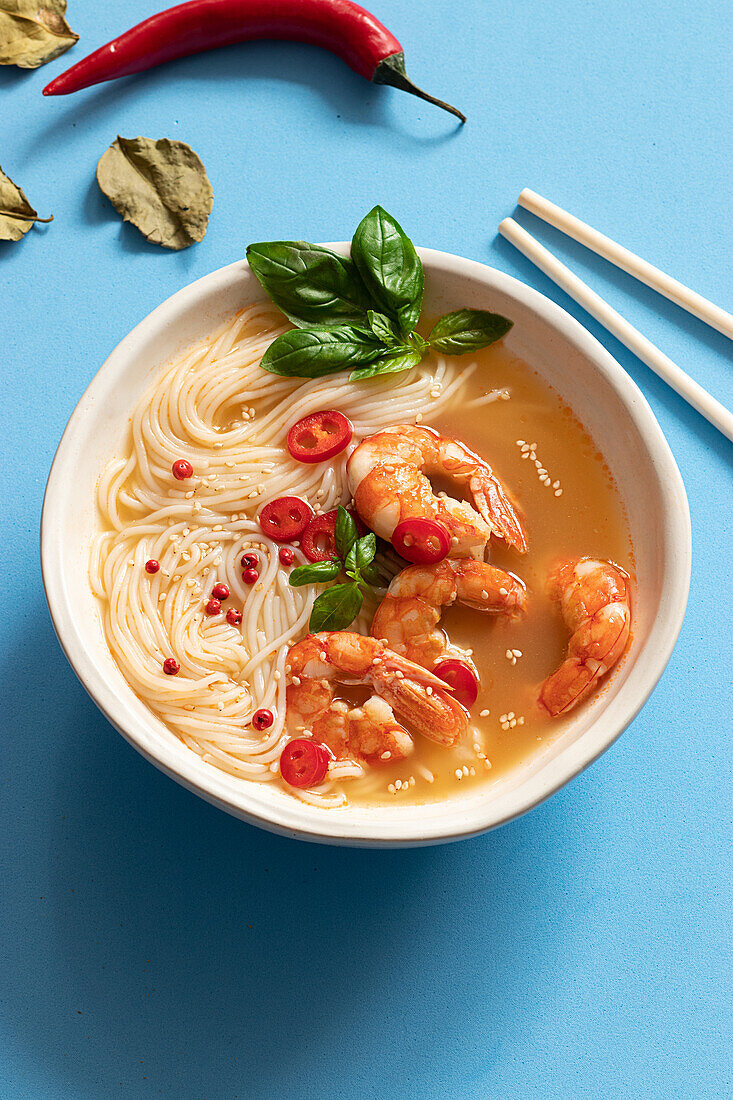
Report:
43,0,465,121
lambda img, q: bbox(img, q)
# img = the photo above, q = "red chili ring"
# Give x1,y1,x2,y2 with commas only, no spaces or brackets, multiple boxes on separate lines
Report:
433,659,479,710
392,517,451,564
258,496,314,542
287,410,353,464
300,510,340,563
280,738,332,788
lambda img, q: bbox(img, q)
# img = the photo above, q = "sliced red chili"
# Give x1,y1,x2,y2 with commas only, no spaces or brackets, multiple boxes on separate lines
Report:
287,410,353,464
258,496,313,542
392,518,451,564
433,659,479,710
280,738,331,788
301,510,340,563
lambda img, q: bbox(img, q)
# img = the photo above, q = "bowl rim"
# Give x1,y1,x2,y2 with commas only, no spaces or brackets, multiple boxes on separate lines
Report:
41,247,691,846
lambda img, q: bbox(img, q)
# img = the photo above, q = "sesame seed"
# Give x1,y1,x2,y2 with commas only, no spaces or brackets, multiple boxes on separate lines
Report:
381,750,391,760
462,765,469,776
480,708,490,717
554,488,563,497
512,649,522,658
395,779,402,790
455,769,463,779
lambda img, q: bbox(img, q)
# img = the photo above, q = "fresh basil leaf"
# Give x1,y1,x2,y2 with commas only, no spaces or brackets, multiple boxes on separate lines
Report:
428,309,513,354
344,544,358,576
345,533,376,577
334,506,357,560
367,310,402,347
351,206,424,335
289,560,341,587
354,532,376,570
246,242,372,327
348,347,423,382
359,560,381,587
260,326,384,379
309,583,364,632
409,330,429,354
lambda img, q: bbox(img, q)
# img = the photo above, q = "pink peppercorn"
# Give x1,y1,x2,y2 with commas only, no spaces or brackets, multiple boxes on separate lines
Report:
172,459,193,480
205,598,221,616
163,658,179,675
145,559,160,574
279,547,294,566
242,568,259,585
212,582,229,601
226,608,243,626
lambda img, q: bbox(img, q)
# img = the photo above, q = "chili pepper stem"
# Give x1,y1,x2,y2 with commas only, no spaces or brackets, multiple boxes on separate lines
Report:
372,53,466,123
0,209,54,223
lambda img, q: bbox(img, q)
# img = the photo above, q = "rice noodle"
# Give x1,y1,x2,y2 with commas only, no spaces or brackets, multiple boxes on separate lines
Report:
90,304,470,807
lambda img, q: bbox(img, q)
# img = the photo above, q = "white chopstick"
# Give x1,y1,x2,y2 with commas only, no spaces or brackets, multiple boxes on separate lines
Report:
499,217,733,443
518,189,733,341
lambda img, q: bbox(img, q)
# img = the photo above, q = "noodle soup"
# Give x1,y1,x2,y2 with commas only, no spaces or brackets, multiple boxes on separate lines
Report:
91,304,632,809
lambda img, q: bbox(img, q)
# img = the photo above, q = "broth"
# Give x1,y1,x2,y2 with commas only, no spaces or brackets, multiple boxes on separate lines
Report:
347,341,633,805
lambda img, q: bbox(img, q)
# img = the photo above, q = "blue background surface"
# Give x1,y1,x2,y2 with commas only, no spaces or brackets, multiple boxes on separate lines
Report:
1,1,731,1096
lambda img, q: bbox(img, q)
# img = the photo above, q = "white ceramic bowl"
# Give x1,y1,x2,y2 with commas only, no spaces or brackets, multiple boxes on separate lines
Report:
41,247,691,846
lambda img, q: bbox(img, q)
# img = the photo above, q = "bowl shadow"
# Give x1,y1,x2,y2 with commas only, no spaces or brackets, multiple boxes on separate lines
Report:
1,601,585,1098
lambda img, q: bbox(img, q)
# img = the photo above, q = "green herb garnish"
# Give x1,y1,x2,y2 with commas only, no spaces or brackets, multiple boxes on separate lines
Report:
246,206,513,382
289,506,378,632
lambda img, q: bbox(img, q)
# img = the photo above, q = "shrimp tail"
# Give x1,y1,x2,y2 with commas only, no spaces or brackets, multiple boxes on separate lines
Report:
470,472,528,553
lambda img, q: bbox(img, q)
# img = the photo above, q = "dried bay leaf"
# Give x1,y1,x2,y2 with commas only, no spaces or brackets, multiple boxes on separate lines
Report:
96,136,213,251
0,0,78,69
0,163,52,241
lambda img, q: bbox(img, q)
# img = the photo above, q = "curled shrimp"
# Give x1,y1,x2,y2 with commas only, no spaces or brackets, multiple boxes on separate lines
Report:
347,424,527,558
286,632,469,764
372,559,526,669
539,558,631,717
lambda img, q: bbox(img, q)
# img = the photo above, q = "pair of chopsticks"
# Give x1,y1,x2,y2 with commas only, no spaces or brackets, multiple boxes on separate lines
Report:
499,190,733,442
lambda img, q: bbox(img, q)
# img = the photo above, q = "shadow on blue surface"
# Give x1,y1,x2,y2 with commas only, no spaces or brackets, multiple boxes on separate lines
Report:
23,40,463,166
2,601,576,1098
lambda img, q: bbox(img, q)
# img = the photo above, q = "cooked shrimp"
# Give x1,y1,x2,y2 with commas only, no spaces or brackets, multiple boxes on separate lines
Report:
372,559,526,668
539,558,631,717
286,632,469,764
347,424,527,557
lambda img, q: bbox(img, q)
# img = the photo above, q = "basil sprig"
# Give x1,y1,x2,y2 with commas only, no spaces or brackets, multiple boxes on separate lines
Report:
289,507,378,632
246,206,513,382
